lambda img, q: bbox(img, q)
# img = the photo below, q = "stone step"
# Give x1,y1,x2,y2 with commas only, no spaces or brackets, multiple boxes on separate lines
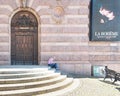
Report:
0,70,55,79
0,73,61,84
0,65,48,69
0,75,67,91
0,78,73,96
0,68,48,74
38,79,80,96
0,66,79,96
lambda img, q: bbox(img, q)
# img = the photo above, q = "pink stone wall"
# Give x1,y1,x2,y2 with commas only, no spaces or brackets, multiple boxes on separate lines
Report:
0,0,119,75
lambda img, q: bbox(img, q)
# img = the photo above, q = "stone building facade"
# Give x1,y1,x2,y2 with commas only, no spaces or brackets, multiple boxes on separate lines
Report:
0,0,119,76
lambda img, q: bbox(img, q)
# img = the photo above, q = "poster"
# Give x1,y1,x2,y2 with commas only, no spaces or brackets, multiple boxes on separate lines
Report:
90,0,120,41
93,65,105,77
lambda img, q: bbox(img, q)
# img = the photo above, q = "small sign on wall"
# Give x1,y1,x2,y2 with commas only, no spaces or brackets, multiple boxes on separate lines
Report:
93,65,105,77
90,0,120,41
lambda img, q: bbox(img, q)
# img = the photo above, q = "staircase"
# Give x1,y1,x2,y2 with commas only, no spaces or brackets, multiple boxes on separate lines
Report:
0,65,79,96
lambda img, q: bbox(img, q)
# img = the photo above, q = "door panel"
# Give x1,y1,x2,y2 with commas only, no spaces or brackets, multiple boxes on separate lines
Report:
15,35,33,65
11,11,38,65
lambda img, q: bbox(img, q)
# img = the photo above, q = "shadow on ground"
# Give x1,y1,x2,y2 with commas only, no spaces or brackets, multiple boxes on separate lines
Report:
116,87,120,92
99,79,120,86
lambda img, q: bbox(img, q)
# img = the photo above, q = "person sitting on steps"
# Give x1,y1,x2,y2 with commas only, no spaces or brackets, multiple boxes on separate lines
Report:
48,56,58,70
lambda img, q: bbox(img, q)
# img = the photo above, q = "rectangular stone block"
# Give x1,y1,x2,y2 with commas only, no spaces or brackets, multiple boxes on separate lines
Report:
41,53,89,61
41,18,50,24
0,8,11,15
0,61,10,65
41,46,89,52
89,46,111,52
0,0,17,9
78,8,89,15
89,55,111,61
0,27,9,33
66,8,79,15
108,64,120,72
0,16,9,24
32,0,56,9
111,46,119,52
0,54,9,61
67,17,89,24
88,42,110,46
90,61,120,66
41,26,89,33
41,35,88,42
63,27,89,33
0,36,9,42
69,0,90,6
60,64,75,74
0,45,9,52
38,9,50,15
111,55,120,61
75,64,91,76
66,6,89,15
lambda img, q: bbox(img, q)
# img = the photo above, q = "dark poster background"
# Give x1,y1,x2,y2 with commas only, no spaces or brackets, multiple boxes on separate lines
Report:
90,0,120,41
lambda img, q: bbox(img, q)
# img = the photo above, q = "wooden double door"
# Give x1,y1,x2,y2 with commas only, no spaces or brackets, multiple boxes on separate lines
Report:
11,11,38,65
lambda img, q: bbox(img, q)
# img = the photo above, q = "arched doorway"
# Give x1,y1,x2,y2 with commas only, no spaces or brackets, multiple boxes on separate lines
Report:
11,11,38,65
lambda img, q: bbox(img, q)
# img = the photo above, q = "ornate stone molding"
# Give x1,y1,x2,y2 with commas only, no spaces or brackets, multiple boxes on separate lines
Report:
20,0,27,8
52,6,65,24
51,0,70,24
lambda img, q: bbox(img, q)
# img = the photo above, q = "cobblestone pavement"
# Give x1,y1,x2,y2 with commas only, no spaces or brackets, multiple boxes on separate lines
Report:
63,78,120,96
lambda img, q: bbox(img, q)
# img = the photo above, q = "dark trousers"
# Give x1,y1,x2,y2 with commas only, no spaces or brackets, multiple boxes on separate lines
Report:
48,63,57,69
